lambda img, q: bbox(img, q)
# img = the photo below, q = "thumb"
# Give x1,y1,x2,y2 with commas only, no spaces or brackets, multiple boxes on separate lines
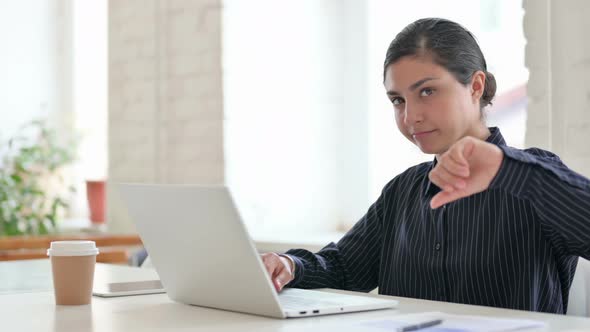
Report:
430,190,463,209
273,277,283,292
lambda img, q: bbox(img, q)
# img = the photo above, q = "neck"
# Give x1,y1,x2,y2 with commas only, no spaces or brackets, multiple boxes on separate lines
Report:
436,125,491,160
469,124,491,141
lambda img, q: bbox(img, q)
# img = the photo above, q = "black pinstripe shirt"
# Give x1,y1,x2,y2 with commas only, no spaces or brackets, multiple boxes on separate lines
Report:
284,127,590,314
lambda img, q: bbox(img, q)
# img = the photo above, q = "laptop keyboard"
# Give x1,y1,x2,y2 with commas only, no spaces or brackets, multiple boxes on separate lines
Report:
279,294,343,309
278,288,381,310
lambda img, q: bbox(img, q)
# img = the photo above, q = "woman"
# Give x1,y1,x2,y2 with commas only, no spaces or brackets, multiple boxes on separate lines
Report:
262,18,590,314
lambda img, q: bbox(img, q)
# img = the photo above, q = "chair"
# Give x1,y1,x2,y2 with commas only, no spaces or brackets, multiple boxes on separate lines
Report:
567,258,590,317
130,247,149,267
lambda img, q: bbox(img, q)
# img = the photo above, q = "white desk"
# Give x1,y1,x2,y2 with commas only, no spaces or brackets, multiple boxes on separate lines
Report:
1,260,589,332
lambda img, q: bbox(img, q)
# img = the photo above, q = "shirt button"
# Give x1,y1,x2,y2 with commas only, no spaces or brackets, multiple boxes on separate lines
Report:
435,243,441,251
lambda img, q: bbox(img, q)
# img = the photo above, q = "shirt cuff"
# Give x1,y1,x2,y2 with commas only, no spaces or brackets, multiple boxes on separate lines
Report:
279,253,304,287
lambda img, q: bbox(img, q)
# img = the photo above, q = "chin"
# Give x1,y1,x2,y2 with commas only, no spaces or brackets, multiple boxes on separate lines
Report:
417,145,445,155
419,148,438,155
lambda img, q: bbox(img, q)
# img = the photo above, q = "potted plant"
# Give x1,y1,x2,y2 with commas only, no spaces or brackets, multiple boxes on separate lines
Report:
0,119,76,236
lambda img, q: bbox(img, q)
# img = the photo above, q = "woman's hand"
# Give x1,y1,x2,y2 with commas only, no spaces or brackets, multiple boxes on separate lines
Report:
261,253,295,292
429,136,504,209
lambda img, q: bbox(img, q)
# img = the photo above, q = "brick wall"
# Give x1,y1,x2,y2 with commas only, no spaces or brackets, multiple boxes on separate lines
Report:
108,0,224,233
524,0,590,177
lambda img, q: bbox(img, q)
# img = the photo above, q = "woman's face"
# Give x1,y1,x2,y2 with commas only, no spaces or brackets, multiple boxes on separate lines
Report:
383,56,485,155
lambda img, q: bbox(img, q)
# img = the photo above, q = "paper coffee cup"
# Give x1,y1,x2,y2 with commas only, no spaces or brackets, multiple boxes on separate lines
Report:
47,241,99,305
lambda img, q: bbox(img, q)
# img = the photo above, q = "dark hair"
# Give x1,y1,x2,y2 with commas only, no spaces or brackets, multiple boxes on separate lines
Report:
383,18,496,109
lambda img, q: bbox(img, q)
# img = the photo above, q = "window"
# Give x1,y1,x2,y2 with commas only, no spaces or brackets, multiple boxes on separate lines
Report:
224,0,528,234
70,0,108,219
0,1,108,221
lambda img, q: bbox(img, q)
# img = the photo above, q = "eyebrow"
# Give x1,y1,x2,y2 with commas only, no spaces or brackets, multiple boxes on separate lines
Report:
386,77,439,96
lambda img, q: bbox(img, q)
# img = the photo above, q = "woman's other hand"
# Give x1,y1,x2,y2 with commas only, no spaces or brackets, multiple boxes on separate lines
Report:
261,253,295,292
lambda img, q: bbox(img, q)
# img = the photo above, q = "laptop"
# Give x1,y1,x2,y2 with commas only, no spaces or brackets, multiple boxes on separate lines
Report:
118,183,398,318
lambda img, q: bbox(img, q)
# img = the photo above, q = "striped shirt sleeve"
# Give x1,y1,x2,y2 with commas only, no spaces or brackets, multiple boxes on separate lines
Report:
283,185,390,292
490,145,590,259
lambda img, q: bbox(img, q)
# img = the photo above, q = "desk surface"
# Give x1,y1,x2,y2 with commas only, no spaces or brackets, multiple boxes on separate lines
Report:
1,260,589,332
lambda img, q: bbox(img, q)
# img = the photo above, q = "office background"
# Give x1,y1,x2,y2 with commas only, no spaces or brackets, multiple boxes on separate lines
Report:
1,0,588,239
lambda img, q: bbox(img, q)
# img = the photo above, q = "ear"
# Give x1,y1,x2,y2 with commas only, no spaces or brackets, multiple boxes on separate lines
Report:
470,70,486,104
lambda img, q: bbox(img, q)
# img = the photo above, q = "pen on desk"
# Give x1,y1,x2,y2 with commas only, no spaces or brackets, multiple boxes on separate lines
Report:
398,319,443,332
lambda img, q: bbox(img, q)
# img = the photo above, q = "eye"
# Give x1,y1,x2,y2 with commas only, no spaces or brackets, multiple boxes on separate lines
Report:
391,97,405,106
420,87,434,97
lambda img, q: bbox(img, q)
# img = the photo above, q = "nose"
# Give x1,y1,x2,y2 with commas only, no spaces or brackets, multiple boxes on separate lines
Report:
403,102,423,126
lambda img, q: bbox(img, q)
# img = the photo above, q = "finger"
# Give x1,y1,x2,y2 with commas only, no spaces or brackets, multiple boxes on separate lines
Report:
273,278,282,292
441,152,469,178
273,270,293,292
458,137,476,161
261,254,280,277
262,254,290,292
429,170,456,193
430,189,466,209
274,259,293,281
261,254,273,271
272,259,285,280
431,166,467,190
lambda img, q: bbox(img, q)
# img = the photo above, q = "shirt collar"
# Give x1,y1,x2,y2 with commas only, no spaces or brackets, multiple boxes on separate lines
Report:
486,127,506,146
423,127,506,197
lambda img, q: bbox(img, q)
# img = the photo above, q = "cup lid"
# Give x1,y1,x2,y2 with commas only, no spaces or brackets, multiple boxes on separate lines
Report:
47,241,99,256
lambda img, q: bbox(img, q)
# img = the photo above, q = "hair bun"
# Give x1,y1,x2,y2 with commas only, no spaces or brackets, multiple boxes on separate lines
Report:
482,71,497,107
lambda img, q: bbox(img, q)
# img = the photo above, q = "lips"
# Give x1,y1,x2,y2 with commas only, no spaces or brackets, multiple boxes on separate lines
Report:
412,129,436,139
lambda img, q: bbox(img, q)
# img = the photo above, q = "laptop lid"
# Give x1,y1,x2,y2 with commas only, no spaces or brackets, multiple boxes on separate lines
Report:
118,183,286,318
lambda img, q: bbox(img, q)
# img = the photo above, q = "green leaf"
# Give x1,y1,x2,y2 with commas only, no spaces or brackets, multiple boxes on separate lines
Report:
38,221,48,235
1,118,75,236
10,174,22,184
46,213,56,228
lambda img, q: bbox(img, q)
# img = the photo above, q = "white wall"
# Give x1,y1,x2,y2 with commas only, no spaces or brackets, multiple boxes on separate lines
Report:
0,1,72,138
72,1,108,181
60,0,109,219
524,0,590,177
223,0,369,233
